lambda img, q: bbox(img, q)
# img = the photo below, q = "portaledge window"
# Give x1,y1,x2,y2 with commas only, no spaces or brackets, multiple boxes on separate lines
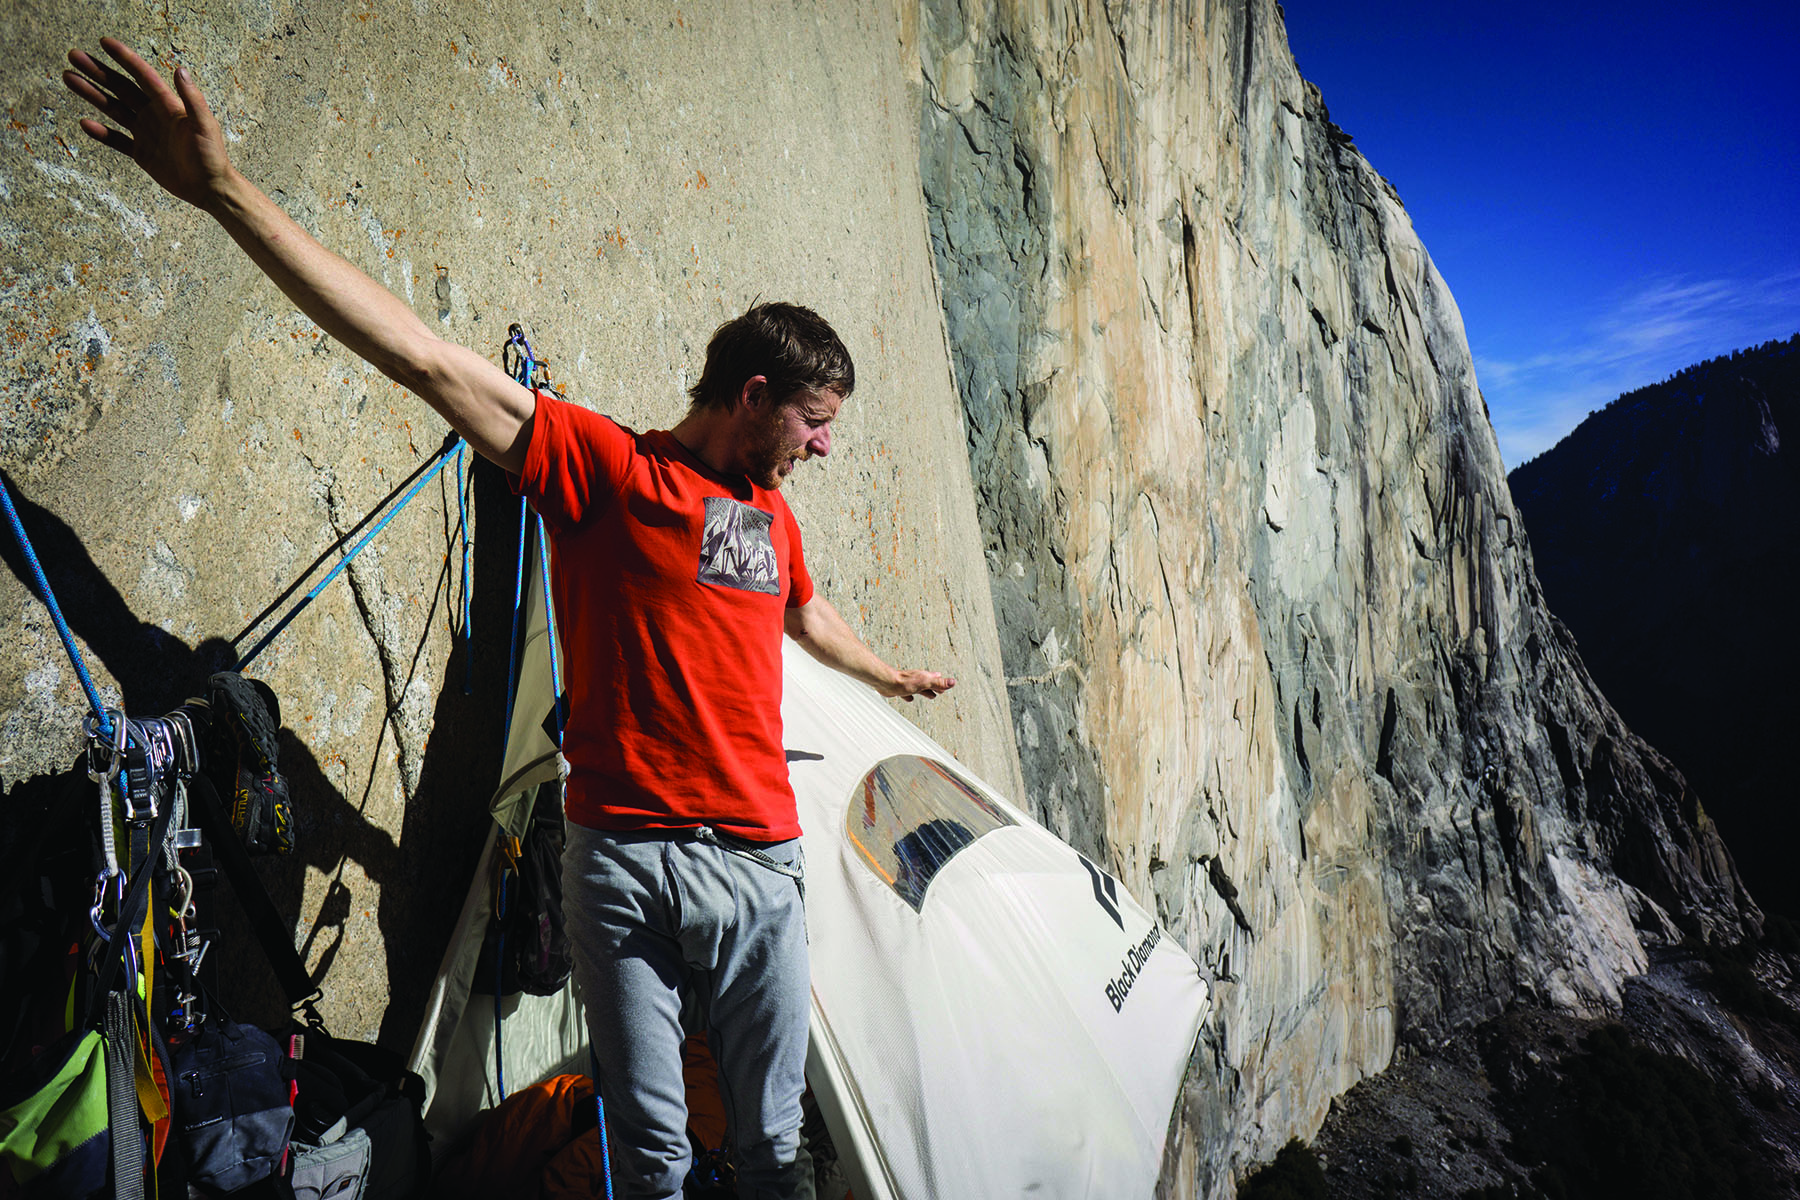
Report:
845,754,1014,911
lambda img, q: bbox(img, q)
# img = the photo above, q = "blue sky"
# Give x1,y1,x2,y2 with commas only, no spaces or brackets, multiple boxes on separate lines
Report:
1281,2,1800,468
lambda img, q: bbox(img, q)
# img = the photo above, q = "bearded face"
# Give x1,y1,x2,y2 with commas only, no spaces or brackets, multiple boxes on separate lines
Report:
743,407,809,489
743,388,841,489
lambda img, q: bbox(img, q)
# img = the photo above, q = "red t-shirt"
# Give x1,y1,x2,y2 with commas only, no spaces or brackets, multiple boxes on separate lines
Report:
513,391,813,841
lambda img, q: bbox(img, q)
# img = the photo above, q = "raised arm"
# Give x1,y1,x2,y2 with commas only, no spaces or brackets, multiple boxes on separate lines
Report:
784,594,955,701
63,38,535,472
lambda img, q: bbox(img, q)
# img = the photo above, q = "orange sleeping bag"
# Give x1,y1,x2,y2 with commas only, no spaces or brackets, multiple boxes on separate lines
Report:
434,1035,729,1199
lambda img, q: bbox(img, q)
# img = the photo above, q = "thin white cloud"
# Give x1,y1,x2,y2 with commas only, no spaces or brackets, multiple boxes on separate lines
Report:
1481,269,1800,469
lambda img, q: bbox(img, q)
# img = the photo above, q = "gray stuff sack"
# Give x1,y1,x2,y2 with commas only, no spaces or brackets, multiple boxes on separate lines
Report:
288,1122,371,1200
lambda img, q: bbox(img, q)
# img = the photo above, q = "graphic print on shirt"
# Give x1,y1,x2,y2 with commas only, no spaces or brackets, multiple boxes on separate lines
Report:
697,497,780,595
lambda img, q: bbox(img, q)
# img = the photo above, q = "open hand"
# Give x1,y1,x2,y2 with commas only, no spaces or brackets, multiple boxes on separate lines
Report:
63,38,234,210
881,670,956,702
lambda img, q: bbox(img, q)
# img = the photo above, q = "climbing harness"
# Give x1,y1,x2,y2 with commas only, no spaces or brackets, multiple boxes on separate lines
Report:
85,709,202,943
4,422,462,1193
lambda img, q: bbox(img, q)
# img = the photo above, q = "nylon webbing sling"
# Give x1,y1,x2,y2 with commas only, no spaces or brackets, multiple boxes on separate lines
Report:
85,795,177,1200
103,994,141,1200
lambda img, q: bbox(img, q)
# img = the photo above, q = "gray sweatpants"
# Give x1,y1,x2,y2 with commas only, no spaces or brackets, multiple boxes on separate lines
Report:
562,822,814,1200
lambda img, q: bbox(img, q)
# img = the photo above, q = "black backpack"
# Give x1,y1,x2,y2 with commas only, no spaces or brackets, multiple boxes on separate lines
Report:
169,1014,295,1193
231,1024,430,1200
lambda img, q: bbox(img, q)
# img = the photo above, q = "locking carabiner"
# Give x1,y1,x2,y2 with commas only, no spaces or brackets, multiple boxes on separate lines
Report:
84,708,125,783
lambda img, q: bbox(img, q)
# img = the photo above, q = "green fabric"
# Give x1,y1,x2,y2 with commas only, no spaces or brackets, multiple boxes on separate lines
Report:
0,1030,109,1183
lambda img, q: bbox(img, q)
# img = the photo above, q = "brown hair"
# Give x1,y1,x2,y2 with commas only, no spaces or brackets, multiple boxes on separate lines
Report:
686,302,855,411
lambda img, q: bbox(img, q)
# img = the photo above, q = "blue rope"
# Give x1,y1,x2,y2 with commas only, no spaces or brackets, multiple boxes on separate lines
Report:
590,1047,616,1200
499,322,606,1198
499,500,528,741
457,445,474,696
535,519,564,742
493,865,508,1103
0,474,114,738
504,325,539,391
498,324,539,739
236,436,465,671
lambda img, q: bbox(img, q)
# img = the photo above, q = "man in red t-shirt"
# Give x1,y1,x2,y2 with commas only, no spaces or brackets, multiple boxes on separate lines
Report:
519,304,903,842
516,304,952,1196
67,41,956,1197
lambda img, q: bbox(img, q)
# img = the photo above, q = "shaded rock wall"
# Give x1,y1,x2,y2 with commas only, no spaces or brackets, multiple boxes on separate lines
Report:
1,0,1022,1044
913,0,1758,1192
1509,336,1800,919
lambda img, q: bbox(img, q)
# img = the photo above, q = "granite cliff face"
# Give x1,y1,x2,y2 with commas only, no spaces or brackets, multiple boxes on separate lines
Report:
913,0,1758,1191
0,1,1764,1196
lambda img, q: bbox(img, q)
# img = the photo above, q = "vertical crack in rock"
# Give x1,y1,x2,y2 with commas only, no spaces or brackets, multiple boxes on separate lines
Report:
1290,697,1311,794
1206,856,1252,934
320,473,436,801
1145,495,1190,714
1375,686,1399,783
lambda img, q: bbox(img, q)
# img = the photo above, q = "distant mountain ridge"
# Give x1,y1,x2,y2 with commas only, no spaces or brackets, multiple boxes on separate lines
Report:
1509,334,1800,916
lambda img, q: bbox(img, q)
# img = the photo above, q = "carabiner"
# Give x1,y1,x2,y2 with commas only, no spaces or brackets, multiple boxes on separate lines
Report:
88,870,122,942
84,708,126,783
175,863,198,921
166,708,201,776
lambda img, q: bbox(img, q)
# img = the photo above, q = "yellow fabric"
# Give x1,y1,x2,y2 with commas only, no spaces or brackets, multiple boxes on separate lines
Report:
133,907,168,1127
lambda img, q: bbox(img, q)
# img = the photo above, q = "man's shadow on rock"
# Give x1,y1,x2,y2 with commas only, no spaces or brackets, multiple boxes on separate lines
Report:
0,463,516,1050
